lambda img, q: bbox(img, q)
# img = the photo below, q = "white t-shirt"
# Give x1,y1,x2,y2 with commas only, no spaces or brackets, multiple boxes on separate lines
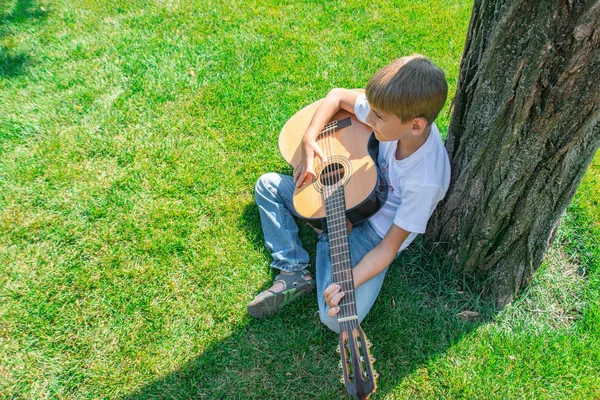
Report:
354,94,451,252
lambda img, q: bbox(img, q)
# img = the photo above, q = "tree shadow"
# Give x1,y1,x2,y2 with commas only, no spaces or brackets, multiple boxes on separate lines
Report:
0,52,29,77
125,203,496,399
0,0,47,78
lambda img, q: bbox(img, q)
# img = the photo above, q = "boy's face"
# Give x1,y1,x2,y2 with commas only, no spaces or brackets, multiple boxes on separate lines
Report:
365,106,427,142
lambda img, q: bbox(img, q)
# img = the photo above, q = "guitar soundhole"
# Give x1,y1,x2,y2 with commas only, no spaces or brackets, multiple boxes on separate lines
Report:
319,162,345,187
313,156,352,193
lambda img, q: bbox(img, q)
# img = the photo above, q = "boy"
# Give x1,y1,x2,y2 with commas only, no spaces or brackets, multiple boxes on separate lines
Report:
248,54,450,333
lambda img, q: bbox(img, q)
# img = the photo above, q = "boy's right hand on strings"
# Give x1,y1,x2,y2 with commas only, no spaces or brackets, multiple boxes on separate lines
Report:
293,139,327,187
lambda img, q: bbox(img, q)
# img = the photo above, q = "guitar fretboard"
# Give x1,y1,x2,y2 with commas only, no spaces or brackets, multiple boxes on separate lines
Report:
323,184,357,320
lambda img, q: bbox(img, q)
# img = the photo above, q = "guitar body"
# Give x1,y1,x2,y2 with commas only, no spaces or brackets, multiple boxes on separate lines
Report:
278,96,388,230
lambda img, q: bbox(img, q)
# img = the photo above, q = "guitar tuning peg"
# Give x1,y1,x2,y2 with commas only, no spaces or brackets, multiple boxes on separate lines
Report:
373,371,379,379
338,361,343,369
367,341,372,348
340,376,345,384
336,345,341,353
370,357,376,363
360,356,364,362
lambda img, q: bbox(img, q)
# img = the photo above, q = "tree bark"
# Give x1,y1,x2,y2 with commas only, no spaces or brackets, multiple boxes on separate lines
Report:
426,0,600,307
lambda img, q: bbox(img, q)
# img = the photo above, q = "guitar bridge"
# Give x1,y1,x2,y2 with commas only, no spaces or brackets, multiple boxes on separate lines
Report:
335,117,352,130
319,117,352,138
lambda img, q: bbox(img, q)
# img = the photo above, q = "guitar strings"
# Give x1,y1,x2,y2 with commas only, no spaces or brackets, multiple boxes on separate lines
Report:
330,119,356,319
318,121,334,223
323,122,339,315
339,121,355,316
331,122,348,318
336,120,355,318
320,118,362,320
340,121,354,319
329,121,374,389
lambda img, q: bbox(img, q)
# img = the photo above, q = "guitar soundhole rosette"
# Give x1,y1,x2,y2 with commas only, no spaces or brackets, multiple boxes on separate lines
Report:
313,156,352,193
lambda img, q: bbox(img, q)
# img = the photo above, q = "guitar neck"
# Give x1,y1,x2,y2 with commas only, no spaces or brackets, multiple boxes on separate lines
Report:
323,185,358,319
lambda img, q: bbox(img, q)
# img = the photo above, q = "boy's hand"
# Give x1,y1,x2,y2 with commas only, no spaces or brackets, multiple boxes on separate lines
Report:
293,139,327,187
324,283,345,317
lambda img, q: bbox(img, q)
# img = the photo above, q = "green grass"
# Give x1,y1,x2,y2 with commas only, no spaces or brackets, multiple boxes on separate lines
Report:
1,0,599,398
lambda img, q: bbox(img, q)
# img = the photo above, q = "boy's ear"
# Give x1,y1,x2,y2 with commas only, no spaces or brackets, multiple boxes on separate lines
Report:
411,117,428,135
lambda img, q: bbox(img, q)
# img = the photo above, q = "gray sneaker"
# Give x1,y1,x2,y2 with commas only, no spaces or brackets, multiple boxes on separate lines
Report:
247,269,315,318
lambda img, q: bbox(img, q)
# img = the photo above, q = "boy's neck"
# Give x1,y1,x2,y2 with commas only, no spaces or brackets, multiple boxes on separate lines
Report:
395,125,432,161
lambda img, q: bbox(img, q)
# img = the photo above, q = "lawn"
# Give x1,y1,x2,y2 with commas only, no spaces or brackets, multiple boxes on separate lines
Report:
1,0,599,398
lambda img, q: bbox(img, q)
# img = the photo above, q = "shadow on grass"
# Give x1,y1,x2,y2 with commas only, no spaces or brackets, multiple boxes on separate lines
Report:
0,0,47,78
125,202,496,399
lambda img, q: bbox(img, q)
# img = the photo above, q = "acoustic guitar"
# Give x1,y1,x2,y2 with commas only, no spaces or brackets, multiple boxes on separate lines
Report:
278,93,388,400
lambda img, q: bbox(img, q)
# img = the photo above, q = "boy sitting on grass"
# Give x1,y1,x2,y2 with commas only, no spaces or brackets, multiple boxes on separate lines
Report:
248,54,450,333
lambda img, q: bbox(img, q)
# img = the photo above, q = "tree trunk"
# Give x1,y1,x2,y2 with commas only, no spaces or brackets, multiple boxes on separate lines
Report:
426,0,600,307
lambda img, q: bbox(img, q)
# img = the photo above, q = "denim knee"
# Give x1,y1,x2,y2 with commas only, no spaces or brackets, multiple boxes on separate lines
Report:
255,172,280,198
319,308,340,334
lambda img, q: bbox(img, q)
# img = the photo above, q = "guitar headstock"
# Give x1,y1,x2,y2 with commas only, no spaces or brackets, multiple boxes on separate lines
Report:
337,321,378,400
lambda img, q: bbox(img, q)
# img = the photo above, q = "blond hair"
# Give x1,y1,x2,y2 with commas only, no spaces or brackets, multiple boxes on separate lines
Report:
365,54,448,125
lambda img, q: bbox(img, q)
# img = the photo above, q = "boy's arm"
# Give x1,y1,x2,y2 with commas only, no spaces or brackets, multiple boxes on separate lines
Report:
352,224,410,288
324,224,411,316
293,88,363,187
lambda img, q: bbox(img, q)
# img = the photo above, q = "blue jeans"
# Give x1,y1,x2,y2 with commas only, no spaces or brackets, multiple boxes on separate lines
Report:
255,173,390,333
